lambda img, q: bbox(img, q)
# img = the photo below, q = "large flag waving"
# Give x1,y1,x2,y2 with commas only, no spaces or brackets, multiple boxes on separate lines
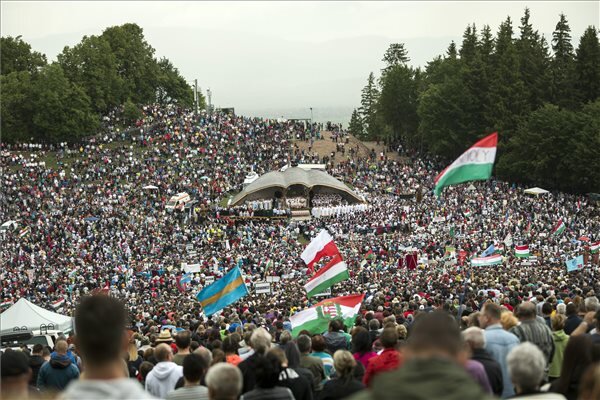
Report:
196,267,248,316
304,254,349,298
301,230,340,273
434,132,498,197
290,294,364,336
552,219,566,236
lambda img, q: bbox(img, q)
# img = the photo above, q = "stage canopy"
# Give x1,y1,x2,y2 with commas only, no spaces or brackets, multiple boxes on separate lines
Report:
524,187,549,195
0,298,73,333
231,167,363,206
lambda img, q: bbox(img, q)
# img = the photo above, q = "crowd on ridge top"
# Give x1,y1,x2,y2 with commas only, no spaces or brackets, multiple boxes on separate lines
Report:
1,105,600,399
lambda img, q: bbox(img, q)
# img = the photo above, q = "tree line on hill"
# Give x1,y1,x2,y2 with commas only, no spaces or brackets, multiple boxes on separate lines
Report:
348,9,600,193
1,23,201,144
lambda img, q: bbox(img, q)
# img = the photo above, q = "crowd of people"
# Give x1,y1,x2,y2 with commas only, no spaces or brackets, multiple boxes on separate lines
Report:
1,105,600,399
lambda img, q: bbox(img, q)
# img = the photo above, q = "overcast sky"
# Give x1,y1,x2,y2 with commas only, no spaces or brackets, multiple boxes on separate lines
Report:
2,1,598,122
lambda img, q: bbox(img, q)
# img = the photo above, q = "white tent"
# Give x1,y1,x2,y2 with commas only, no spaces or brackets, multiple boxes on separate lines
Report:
0,298,73,333
524,187,549,196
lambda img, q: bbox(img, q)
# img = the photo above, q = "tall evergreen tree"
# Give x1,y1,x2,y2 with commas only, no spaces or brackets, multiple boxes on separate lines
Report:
359,72,380,139
487,17,526,136
551,13,576,109
574,26,600,104
517,8,551,112
381,43,410,76
348,108,364,138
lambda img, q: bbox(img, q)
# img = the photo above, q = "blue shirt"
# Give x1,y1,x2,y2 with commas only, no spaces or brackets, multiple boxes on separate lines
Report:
483,323,520,398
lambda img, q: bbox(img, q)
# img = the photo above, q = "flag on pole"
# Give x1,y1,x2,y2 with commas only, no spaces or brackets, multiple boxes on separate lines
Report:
301,230,340,273
565,255,584,272
290,294,364,336
481,244,495,257
304,254,349,298
196,267,248,316
590,241,600,254
471,254,503,267
18,226,30,238
434,132,498,197
552,219,566,236
515,245,530,258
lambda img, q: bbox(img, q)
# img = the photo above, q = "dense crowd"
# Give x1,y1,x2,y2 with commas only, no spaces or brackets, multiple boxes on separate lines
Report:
1,106,600,400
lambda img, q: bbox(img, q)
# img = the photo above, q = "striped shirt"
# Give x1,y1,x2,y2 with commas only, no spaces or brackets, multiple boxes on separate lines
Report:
510,319,555,363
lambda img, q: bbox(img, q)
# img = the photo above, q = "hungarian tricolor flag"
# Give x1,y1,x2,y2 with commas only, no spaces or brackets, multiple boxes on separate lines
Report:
434,132,498,197
515,245,530,258
301,230,340,274
304,254,349,298
552,219,566,236
51,298,65,308
471,254,503,267
290,294,364,336
591,241,600,254
1,300,13,308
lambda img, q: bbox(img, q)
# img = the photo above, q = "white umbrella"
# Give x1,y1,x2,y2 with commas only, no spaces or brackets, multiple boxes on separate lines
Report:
143,185,159,190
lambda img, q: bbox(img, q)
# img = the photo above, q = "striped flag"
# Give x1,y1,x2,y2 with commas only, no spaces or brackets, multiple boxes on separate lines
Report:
196,267,248,316
552,219,566,236
290,294,364,336
1,300,13,308
51,298,65,308
434,132,498,197
301,230,340,274
591,241,600,254
471,254,503,267
19,227,30,238
304,254,349,298
515,245,530,258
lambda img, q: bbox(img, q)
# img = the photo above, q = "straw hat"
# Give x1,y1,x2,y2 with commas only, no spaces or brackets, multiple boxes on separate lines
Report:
155,330,173,343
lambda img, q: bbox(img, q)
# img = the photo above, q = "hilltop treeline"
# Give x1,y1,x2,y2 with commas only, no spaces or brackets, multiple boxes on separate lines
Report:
349,9,600,193
1,23,200,144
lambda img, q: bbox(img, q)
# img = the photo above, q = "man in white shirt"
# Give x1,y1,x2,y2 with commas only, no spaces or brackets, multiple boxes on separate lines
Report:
146,344,184,398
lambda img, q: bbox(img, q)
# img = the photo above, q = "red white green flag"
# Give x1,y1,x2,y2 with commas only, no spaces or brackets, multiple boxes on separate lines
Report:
434,132,498,197
290,294,364,336
304,254,349,298
552,219,566,236
591,241,600,254
515,245,530,258
471,254,503,267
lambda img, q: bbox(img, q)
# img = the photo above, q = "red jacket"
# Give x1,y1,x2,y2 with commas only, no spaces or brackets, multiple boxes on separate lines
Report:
363,348,403,387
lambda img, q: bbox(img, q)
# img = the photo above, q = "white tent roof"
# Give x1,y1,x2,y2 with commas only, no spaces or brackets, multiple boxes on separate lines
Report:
524,187,549,195
0,298,72,333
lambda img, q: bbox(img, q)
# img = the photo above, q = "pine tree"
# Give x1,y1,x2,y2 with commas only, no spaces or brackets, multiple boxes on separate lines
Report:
359,72,380,139
574,26,600,104
517,7,551,112
348,108,364,138
381,43,410,76
487,17,526,135
446,41,458,59
551,13,576,109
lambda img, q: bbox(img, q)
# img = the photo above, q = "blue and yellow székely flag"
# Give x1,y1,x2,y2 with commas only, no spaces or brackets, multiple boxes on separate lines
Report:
196,267,248,316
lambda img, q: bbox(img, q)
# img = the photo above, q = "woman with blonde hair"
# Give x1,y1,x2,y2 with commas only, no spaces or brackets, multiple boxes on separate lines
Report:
501,310,519,331
127,341,142,378
319,350,364,400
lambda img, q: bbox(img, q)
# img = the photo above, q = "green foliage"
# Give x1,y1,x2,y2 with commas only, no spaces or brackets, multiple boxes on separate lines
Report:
58,35,125,113
2,23,199,144
123,99,143,124
359,72,380,139
156,57,195,107
365,8,599,192
0,36,47,75
31,64,99,143
348,109,364,137
574,27,600,104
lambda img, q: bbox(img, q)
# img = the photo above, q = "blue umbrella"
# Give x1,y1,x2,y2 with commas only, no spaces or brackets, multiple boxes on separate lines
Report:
84,216,99,222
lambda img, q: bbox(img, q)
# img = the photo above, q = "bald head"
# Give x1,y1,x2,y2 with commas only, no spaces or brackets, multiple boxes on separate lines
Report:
155,343,173,362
